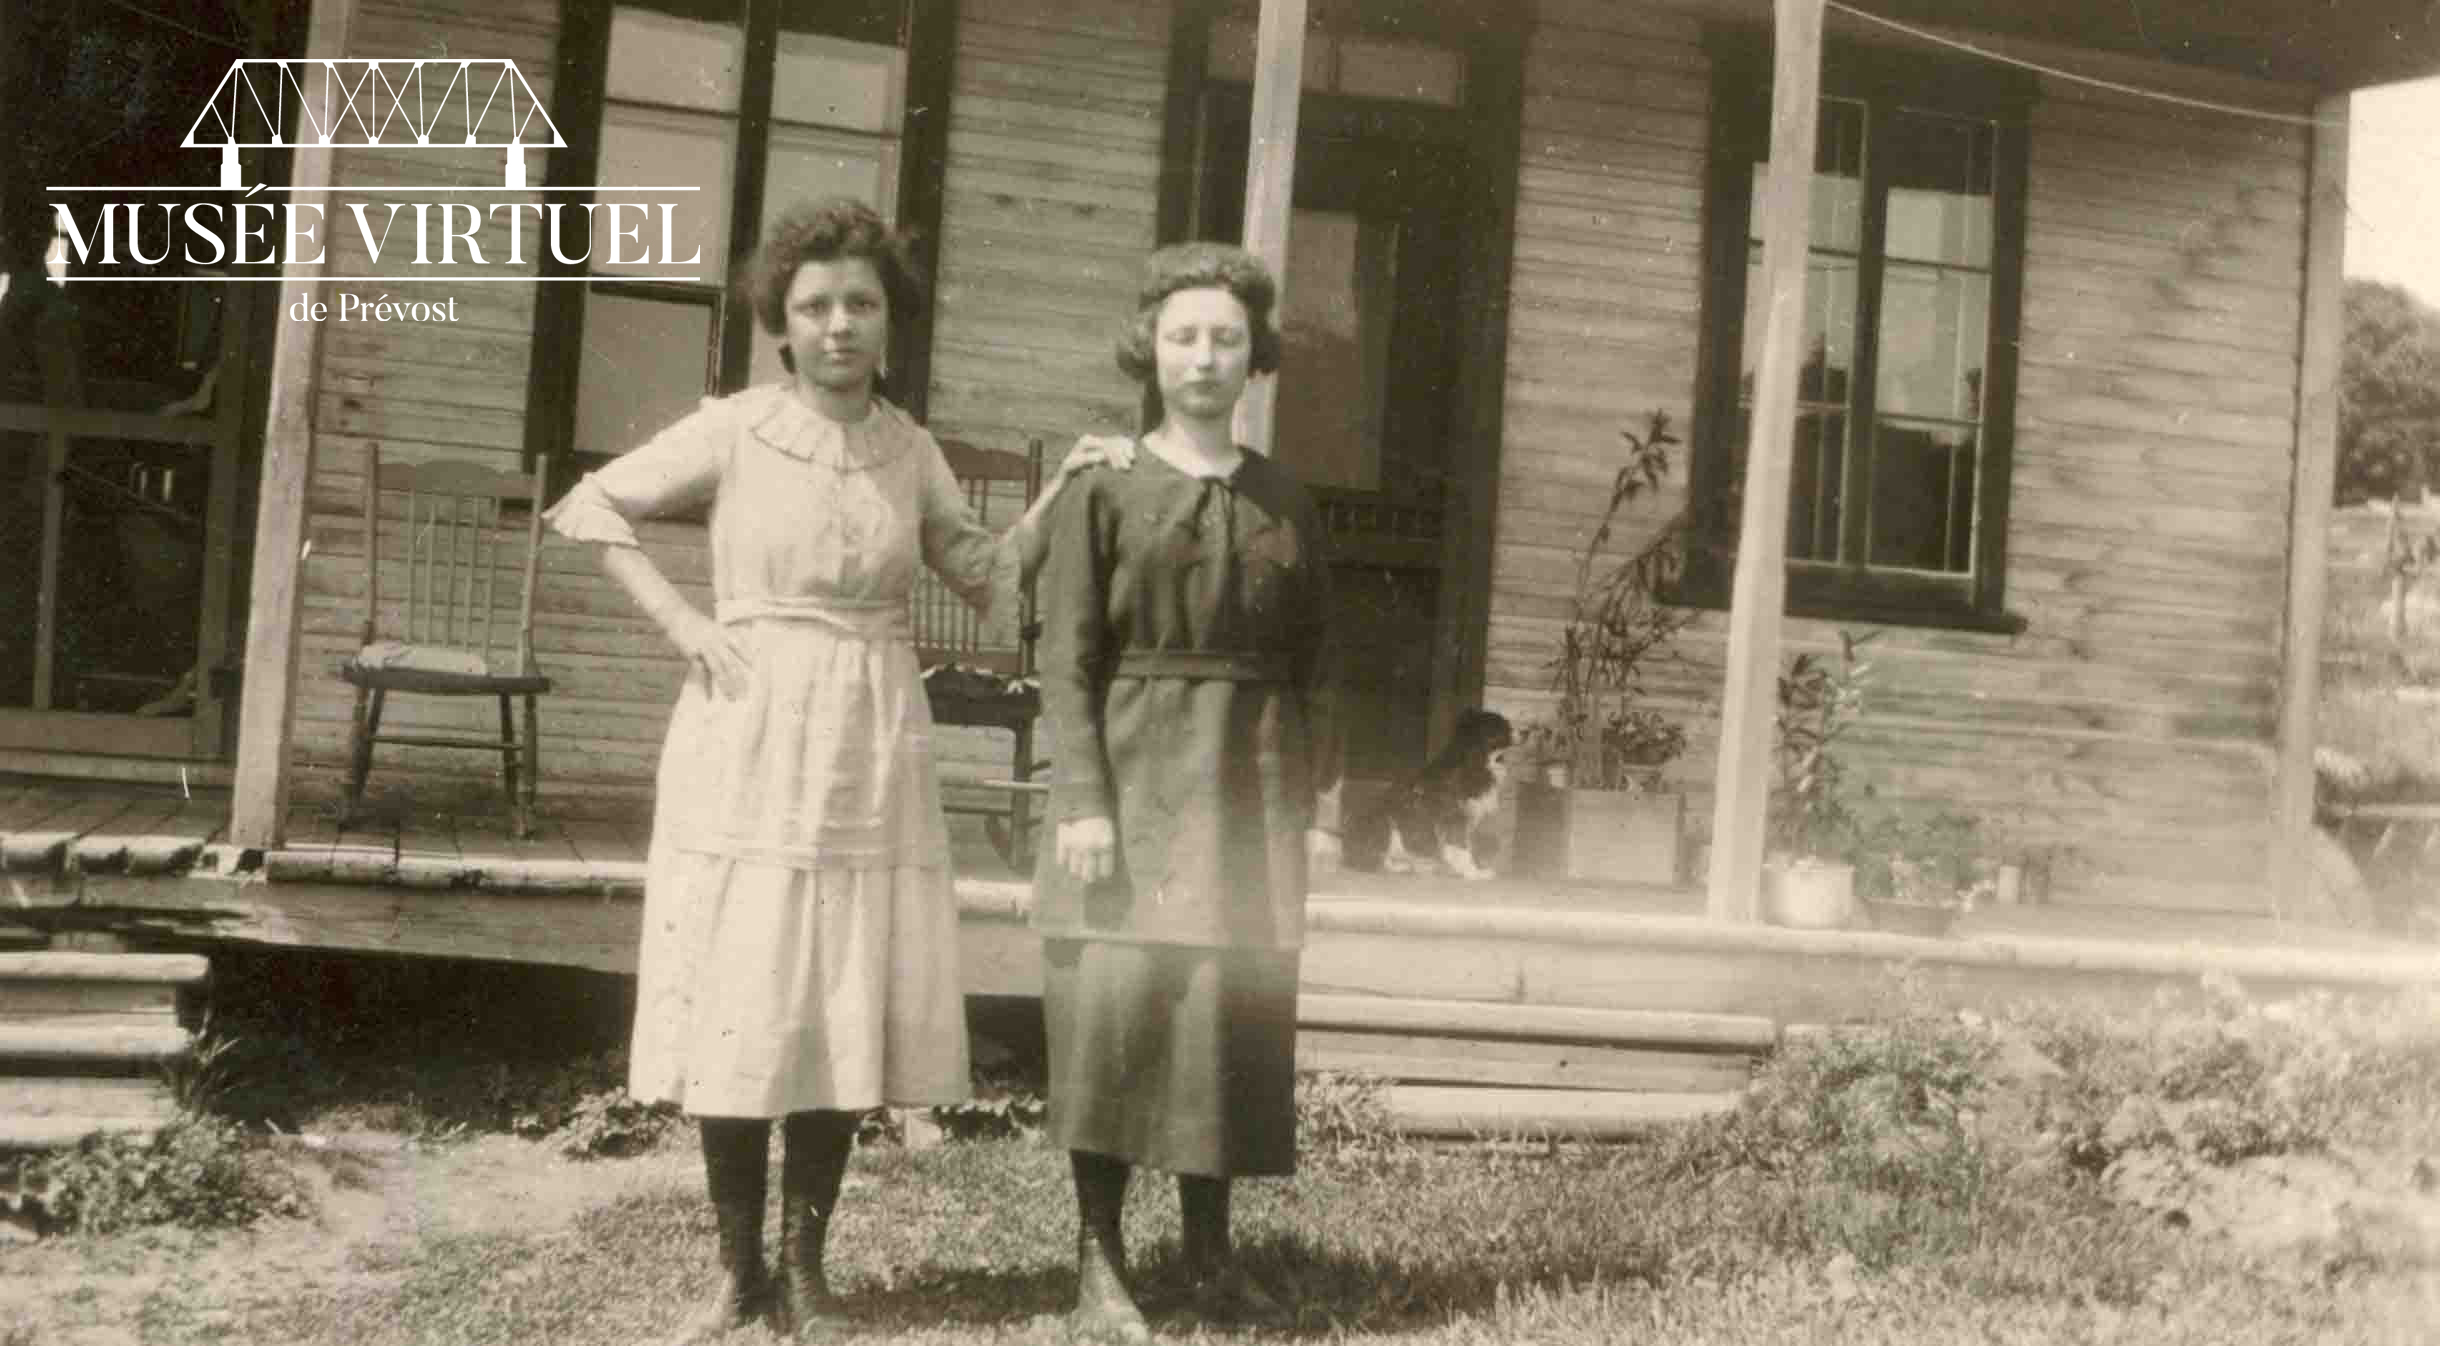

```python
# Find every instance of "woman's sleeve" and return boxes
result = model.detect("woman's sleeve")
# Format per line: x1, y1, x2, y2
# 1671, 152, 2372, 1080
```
543, 397, 729, 547
1035, 478, 1114, 823
1291, 494, 1344, 834
915, 436, 1014, 618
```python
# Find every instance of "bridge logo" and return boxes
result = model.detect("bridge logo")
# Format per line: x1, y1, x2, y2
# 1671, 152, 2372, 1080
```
184, 59, 565, 189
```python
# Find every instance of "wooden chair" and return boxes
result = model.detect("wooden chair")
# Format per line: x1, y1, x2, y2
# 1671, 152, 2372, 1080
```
917, 437, 1047, 868
338, 449, 553, 837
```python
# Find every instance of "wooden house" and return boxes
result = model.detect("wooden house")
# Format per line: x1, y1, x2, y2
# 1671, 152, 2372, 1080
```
7, 0, 2440, 1066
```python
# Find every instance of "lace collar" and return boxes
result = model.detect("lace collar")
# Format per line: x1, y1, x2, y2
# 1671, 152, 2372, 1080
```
743, 383, 914, 473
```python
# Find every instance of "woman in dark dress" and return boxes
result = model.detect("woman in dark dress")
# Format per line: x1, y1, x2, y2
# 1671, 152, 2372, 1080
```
1032, 242, 1341, 1342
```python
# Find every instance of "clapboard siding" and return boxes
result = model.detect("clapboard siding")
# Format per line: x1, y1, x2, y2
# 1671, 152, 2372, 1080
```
1480, 2, 2312, 912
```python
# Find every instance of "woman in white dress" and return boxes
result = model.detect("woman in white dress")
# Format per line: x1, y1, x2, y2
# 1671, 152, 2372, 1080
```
548, 197, 1122, 1342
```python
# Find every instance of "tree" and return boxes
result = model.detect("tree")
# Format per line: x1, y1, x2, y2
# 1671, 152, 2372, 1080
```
2337, 279, 2440, 506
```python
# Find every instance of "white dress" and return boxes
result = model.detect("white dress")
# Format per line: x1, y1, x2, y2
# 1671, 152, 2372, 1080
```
547, 384, 1008, 1117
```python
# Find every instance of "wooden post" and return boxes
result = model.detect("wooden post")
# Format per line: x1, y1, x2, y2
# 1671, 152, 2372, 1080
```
229, 0, 355, 849
2270, 93, 2350, 914
1231, 0, 1306, 455
1704, 0, 1823, 923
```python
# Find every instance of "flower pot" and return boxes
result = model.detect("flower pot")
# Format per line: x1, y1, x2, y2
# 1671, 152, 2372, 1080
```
1761, 858, 1856, 929
1511, 775, 1683, 884
1863, 898, 1961, 938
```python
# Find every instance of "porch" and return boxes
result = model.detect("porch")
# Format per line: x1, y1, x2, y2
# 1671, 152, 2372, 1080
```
10, 775, 2436, 1008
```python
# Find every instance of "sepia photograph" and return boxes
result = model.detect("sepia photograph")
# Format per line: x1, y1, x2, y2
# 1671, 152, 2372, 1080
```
3, 0, 2438, 1340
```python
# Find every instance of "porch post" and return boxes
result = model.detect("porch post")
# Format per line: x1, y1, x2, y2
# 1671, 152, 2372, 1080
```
229, 0, 355, 849
1703, 0, 1822, 923
2270, 92, 2350, 913
1231, 0, 1306, 455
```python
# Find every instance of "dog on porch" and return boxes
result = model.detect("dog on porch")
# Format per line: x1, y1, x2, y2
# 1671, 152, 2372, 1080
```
1342, 709, 1516, 881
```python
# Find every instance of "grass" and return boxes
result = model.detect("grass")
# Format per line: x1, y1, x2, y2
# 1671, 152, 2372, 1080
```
190, 1132, 2434, 1345
19, 977, 2431, 1346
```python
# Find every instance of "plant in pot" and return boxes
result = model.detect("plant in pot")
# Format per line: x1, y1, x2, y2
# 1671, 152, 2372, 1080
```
1760, 629, 1875, 928
1512, 410, 1695, 884
1847, 804, 1995, 937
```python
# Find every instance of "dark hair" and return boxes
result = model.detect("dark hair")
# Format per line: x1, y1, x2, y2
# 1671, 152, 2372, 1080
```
1114, 241, 1282, 383
745, 197, 924, 340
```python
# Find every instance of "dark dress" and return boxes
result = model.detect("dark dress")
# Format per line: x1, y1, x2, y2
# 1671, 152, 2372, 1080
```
1031, 446, 1338, 1177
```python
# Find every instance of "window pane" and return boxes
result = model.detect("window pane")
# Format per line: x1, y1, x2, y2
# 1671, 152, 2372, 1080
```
1335, 37, 1465, 105
576, 293, 716, 457
1741, 249, 1858, 407
1875, 264, 1988, 422
1273, 208, 1399, 492
594, 108, 736, 278
1786, 409, 1849, 562
1884, 110, 1995, 267
772, 33, 903, 132
1208, 18, 1332, 88
1749, 99, 1865, 255
1868, 420, 1978, 573
607, 3, 745, 112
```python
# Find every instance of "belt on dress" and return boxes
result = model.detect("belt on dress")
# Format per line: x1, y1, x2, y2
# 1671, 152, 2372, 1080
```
1113, 650, 1291, 682
714, 596, 911, 640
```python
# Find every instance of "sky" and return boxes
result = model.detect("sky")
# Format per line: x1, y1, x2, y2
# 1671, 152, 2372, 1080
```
2348, 76, 2440, 308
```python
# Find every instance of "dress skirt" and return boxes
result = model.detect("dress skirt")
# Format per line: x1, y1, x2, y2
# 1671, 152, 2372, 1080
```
626, 617, 971, 1119
1041, 938, 1300, 1177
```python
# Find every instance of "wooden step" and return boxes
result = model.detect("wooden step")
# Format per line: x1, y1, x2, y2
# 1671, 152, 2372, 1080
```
0, 1022, 193, 1064
1301, 1030, 1753, 1094
4, 1076, 177, 1126
1385, 1086, 1742, 1139
1299, 994, 1776, 1053
0, 953, 210, 986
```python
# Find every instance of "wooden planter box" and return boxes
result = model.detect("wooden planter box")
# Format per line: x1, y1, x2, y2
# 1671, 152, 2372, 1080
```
1510, 776, 1684, 885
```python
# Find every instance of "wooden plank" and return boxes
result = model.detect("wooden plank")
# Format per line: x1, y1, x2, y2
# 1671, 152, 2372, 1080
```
2271, 94, 2349, 912
0, 982, 179, 1019
121, 796, 234, 875
1, 792, 149, 875
68, 796, 196, 873
1705, 0, 1821, 924
1300, 1030, 1753, 1094
1383, 1086, 1740, 1138
0, 1022, 191, 1063
1297, 994, 1777, 1051
1, 1076, 179, 1122
231, 3, 356, 849
0, 952, 208, 984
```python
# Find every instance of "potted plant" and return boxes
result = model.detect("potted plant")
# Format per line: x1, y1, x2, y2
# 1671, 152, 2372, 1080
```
1847, 804, 1994, 937
1513, 411, 1695, 884
1760, 629, 1874, 927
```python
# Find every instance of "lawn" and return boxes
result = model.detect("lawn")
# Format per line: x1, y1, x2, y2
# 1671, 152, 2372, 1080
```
7, 960, 2439, 1346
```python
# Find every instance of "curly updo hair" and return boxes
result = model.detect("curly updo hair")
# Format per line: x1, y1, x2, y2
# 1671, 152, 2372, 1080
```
745, 197, 924, 342
1114, 242, 1282, 383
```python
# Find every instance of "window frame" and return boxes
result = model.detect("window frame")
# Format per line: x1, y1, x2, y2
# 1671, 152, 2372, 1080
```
1678, 35, 2033, 635
524, 0, 957, 490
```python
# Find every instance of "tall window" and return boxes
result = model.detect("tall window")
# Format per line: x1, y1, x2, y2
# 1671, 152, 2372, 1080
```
534, 0, 947, 483
1687, 45, 2029, 631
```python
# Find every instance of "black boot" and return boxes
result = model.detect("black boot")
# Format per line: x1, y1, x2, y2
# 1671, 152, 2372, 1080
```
668, 1117, 771, 1344
774, 1110, 857, 1341
1068, 1151, 1151, 1345
1180, 1175, 1287, 1328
